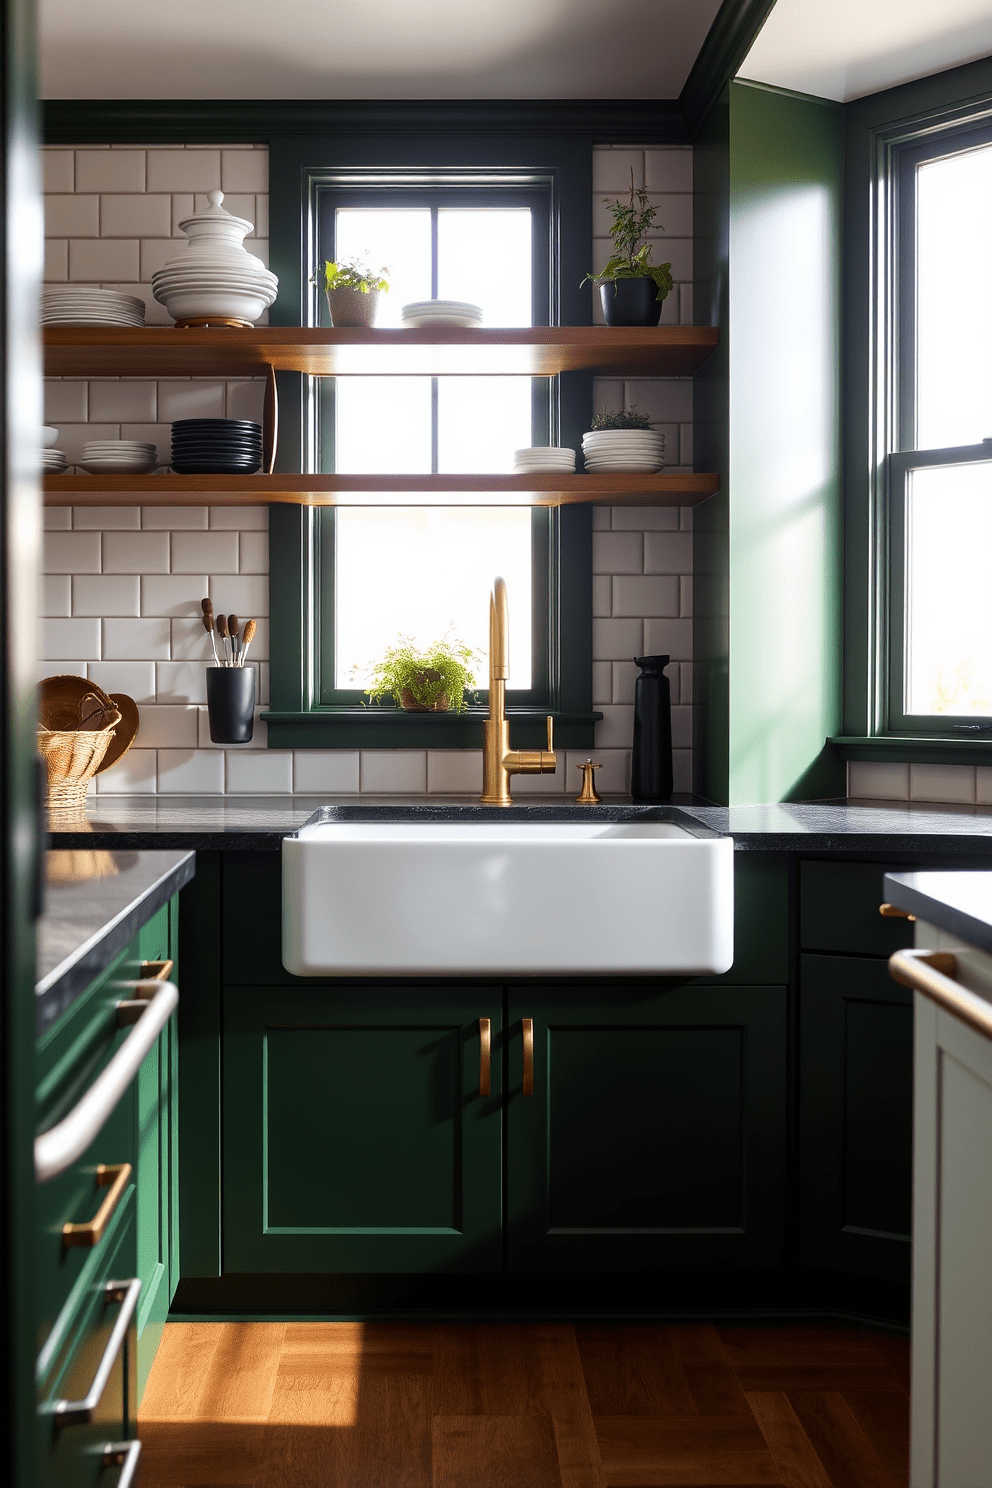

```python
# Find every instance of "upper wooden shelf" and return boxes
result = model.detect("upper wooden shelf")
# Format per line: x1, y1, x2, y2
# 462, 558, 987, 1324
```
43, 325, 719, 379
44, 471, 719, 509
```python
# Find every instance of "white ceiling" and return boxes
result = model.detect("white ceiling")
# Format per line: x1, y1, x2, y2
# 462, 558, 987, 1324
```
739, 0, 992, 103
38, 0, 723, 100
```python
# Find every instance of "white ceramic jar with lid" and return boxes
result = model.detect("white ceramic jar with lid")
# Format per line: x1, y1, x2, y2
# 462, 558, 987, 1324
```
151, 189, 278, 327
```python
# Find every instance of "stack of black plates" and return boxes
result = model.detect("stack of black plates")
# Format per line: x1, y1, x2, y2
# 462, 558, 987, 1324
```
171, 419, 263, 475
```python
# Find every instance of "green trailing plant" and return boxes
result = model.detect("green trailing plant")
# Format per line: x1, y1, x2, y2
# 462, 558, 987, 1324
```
360, 635, 480, 713
581, 170, 673, 303
311, 256, 389, 294
589, 406, 656, 431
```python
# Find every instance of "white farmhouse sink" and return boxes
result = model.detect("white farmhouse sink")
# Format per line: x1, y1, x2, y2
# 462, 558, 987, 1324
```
282, 814, 734, 977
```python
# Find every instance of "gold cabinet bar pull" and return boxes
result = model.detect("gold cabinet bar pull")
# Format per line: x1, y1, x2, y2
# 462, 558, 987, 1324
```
479, 1017, 491, 1097
62, 1162, 132, 1249
522, 1018, 535, 1096
140, 958, 174, 981
879, 903, 915, 921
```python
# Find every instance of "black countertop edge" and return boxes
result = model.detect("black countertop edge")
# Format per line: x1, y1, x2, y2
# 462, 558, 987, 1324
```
36, 849, 195, 1035
884, 870, 992, 953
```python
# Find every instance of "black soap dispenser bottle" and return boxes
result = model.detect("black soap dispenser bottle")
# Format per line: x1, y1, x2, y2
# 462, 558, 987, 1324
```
630, 654, 674, 800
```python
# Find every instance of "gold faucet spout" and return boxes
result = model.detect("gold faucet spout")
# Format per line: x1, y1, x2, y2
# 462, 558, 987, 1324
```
480, 577, 557, 805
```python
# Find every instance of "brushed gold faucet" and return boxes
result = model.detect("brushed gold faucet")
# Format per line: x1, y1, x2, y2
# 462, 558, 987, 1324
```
480, 577, 557, 804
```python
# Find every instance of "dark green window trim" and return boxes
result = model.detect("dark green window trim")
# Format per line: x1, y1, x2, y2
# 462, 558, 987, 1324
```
263, 131, 599, 750
843, 56, 992, 748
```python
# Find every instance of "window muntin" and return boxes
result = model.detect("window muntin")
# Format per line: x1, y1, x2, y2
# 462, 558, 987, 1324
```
315, 185, 552, 706
885, 120, 992, 734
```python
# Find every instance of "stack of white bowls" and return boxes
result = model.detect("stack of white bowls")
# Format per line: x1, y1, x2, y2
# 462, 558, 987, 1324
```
513, 447, 576, 474
151, 189, 278, 328
42, 427, 67, 474
79, 440, 158, 475
401, 300, 482, 328
582, 428, 666, 474
42, 287, 145, 327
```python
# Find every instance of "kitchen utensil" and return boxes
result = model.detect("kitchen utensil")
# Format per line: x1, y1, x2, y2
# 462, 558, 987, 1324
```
228, 615, 240, 665
216, 612, 231, 665
201, 598, 220, 665
240, 619, 257, 664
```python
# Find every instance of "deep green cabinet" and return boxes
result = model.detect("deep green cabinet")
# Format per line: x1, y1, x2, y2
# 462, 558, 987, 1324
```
222, 985, 503, 1274
506, 985, 788, 1272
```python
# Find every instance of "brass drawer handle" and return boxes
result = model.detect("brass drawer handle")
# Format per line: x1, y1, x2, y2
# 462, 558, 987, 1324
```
478, 1018, 491, 1097
890, 947, 992, 1042
62, 1163, 132, 1249
140, 958, 173, 981
522, 1018, 534, 1096
880, 903, 915, 921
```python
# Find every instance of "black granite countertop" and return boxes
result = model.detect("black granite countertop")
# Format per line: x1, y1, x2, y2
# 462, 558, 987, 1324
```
45, 794, 992, 856
884, 869, 992, 952
37, 847, 195, 1034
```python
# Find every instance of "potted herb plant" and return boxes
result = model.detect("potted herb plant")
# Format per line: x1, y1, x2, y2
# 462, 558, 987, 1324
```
581, 406, 665, 473
311, 256, 389, 328
362, 635, 480, 713
581, 171, 674, 327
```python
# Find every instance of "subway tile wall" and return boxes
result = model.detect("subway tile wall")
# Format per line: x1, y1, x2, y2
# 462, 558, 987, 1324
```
847, 760, 992, 806
41, 142, 694, 796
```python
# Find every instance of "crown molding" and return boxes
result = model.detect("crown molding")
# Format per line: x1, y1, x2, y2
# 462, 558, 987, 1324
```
679, 0, 779, 137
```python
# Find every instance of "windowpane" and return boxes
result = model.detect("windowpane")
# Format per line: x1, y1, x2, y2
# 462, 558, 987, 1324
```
333, 209, 431, 328
333, 377, 432, 473
437, 377, 533, 473
916, 142, 992, 449
437, 209, 533, 326
335, 508, 533, 690
905, 461, 992, 715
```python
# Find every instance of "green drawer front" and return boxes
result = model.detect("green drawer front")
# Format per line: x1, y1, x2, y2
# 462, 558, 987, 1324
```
137, 903, 170, 971
800, 860, 917, 957
36, 1202, 137, 1488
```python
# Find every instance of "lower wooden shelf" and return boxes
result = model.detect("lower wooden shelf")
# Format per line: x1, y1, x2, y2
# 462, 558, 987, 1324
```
43, 471, 719, 507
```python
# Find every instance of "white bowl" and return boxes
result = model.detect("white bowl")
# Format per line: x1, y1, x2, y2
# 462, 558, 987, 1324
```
42, 427, 59, 448
154, 286, 274, 325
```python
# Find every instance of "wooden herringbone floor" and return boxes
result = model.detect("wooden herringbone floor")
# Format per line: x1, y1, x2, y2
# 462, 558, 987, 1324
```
137, 1321, 910, 1487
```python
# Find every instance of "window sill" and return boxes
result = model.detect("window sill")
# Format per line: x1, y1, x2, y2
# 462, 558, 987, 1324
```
262, 708, 603, 750
831, 735, 992, 766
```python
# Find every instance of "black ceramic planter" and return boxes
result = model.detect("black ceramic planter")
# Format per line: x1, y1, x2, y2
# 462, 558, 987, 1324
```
630, 654, 673, 800
206, 666, 255, 744
599, 277, 663, 327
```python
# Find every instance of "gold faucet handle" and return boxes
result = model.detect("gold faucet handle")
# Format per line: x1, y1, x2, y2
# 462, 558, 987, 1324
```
546, 715, 554, 752
576, 760, 602, 805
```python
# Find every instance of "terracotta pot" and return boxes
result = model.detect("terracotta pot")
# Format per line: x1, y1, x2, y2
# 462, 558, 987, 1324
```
398, 669, 451, 712
325, 286, 380, 328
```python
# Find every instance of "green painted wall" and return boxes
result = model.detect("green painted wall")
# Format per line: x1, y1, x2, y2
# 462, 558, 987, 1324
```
694, 80, 845, 805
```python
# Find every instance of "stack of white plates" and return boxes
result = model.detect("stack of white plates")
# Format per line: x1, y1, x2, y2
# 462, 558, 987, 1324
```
79, 440, 158, 475
41, 288, 146, 327
151, 190, 278, 328
401, 300, 482, 328
42, 448, 68, 474
582, 429, 666, 474
513, 447, 576, 474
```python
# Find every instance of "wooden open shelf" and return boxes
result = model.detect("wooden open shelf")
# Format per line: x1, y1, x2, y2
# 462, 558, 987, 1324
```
43, 325, 719, 379
44, 471, 719, 508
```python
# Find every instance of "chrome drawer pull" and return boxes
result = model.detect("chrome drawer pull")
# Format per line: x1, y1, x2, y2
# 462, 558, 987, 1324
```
97, 1438, 141, 1486
42, 1277, 141, 1426
63, 1163, 132, 1249
34, 981, 178, 1183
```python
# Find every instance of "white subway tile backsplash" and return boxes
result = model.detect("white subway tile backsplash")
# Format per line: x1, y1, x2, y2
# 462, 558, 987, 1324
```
673, 749, 693, 794
103, 530, 169, 574
155, 661, 207, 704
680, 576, 692, 617
103, 616, 170, 660
71, 505, 140, 530
88, 660, 156, 703
610, 505, 679, 530
977, 768, 992, 804
360, 751, 427, 794
223, 381, 267, 424
43, 149, 74, 193
141, 505, 208, 530
612, 574, 680, 617
68, 237, 139, 283
239, 532, 268, 573
293, 750, 360, 794
100, 193, 171, 238
156, 380, 225, 422
44, 379, 88, 424
643, 618, 692, 660
44, 531, 101, 573
87, 380, 157, 423
427, 750, 483, 795
75, 149, 145, 193
592, 149, 644, 192
145, 149, 221, 193
44, 506, 71, 531
595, 704, 634, 749
592, 661, 612, 706
135, 704, 198, 748
44, 194, 99, 237
592, 574, 611, 618
847, 761, 910, 801
220, 149, 269, 193
43, 239, 68, 280
592, 506, 611, 531
170, 621, 214, 661
208, 503, 268, 529
209, 574, 267, 617
157, 747, 225, 794
612, 660, 638, 705
625, 378, 693, 424
94, 748, 157, 793
141, 574, 207, 617
910, 763, 976, 804
593, 618, 644, 661
172, 530, 238, 574
671, 704, 692, 749
73, 575, 141, 617
593, 531, 642, 574
225, 749, 293, 794
42, 575, 71, 616
42, 619, 99, 660
644, 148, 692, 194
644, 531, 693, 573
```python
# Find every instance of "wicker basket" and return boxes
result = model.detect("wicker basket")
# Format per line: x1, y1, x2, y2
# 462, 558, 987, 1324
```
38, 711, 121, 819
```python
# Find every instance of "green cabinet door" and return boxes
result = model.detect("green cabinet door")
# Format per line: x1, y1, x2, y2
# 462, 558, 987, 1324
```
223, 985, 503, 1274
506, 984, 787, 1273
799, 953, 912, 1282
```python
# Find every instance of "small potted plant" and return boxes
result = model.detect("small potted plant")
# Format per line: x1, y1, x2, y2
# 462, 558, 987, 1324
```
581, 171, 673, 327
311, 256, 389, 328
361, 635, 480, 713
581, 406, 665, 473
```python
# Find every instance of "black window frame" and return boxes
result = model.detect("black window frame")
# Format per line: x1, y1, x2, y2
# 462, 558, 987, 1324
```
264, 131, 600, 751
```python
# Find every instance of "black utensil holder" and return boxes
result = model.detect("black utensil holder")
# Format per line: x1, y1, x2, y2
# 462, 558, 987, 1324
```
206, 666, 255, 744
630, 654, 673, 800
